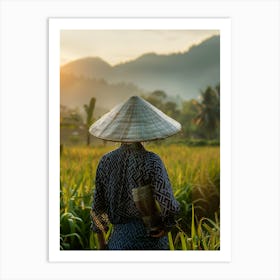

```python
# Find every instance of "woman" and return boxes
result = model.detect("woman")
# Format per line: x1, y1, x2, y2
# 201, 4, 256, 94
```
89, 96, 181, 250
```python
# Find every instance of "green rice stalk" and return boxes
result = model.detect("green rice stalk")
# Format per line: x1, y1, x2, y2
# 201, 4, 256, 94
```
168, 232, 175, 250
179, 232, 187, 250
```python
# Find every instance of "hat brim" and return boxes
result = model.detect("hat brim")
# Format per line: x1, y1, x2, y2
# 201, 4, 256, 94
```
89, 96, 182, 142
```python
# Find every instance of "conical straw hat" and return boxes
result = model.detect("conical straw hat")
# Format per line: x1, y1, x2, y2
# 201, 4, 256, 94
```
89, 96, 181, 142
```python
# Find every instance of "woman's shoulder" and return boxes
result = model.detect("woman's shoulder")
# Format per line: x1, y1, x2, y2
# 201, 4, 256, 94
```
145, 150, 163, 163
99, 147, 121, 161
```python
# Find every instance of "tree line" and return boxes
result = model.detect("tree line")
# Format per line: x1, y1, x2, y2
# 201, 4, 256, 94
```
144, 85, 220, 140
142, 85, 220, 141
60, 84, 220, 146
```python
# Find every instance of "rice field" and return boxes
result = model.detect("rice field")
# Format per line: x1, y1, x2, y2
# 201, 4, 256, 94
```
60, 143, 220, 250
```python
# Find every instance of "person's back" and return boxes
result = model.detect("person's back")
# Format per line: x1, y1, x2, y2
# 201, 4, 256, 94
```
91, 142, 180, 250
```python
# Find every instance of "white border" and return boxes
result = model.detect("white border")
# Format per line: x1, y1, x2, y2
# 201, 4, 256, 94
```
1, 1, 279, 279
49, 18, 231, 262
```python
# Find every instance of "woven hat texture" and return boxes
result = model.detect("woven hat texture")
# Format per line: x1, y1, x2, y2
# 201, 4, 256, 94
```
89, 96, 181, 142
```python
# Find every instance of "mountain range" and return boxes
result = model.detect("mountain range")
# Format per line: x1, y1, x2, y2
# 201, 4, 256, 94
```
60, 35, 220, 116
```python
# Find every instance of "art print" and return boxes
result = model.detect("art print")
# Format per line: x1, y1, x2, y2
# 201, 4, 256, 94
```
49, 18, 231, 262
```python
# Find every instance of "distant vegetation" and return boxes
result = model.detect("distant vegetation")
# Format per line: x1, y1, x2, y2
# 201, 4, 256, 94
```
60, 84, 220, 146
143, 85, 220, 141
83, 97, 96, 146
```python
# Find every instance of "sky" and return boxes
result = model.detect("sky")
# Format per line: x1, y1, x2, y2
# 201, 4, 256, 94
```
60, 30, 219, 66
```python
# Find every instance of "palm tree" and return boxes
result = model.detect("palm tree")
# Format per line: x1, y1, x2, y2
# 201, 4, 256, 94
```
84, 97, 96, 146
193, 85, 220, 139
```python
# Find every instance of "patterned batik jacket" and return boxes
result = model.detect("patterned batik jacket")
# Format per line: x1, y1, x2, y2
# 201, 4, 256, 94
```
91, 142, 180, 233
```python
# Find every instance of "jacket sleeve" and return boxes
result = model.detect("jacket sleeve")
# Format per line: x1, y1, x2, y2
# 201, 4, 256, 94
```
90, 157, 109, 233
150, 154, 180, 229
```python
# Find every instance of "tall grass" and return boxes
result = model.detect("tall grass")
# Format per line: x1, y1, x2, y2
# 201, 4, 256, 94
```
60, 144, 220, 250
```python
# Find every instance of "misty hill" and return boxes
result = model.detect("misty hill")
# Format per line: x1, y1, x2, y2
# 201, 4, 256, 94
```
61, 57, 112, 79
60, 72, 146, 117
61, 35, 220, 102
111, 35, 220, 97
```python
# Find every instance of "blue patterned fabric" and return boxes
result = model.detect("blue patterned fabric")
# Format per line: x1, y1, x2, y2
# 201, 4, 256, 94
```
108, 218, 168, 250
91, 142, 180, 250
